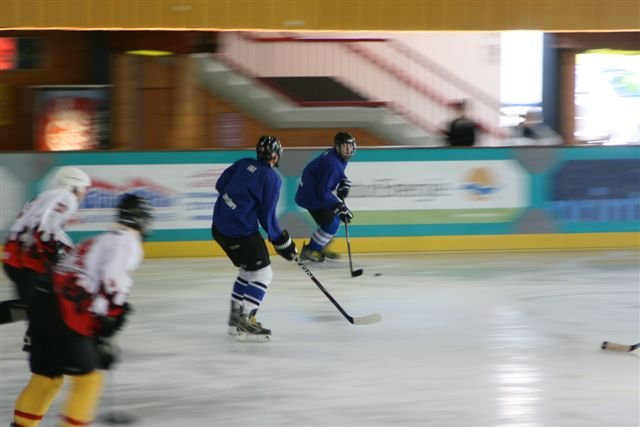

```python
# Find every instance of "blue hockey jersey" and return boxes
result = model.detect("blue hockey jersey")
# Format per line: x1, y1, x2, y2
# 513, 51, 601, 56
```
212, 158, 284, 242
295, 148, 347, 211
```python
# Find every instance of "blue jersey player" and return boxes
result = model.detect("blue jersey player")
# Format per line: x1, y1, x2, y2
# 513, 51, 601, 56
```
295, 132, 356, 262
211, 136, 297, 342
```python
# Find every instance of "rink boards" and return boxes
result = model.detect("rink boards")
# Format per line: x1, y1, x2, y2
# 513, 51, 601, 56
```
1, 146, 638, 257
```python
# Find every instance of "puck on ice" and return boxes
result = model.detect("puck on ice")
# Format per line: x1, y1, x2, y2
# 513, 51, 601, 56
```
374, 273, 382, 276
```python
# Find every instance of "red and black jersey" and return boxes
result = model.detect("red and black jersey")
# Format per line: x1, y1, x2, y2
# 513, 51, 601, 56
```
54, 227, 143, 337
3, 188, 78, 273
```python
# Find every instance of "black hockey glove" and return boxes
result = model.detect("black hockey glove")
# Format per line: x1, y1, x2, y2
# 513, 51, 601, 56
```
98, 302, 133, 338
36, 233, 71, 266
272, 230, 297, 261
97, 337, 120, 370
51, 241, 71, 265
336, 178, 352, 200
333, 202, 353, 224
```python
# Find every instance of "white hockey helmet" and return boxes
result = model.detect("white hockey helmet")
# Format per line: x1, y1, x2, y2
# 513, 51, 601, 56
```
54, 166, 91, 193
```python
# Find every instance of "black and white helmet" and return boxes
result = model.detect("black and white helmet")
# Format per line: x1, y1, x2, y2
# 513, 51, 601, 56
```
256, 135, 282, 167
334, 132, 356, 161
116, 194, 153, 238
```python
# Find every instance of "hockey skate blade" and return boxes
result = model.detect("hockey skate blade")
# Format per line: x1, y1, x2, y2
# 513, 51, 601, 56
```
236, 333, 271, 343
353, 313, 382, 325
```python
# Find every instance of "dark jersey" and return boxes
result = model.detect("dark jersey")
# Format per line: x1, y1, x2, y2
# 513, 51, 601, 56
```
447, 117, 476, 147
212, 158, 284, 242
295, 148, 347, 211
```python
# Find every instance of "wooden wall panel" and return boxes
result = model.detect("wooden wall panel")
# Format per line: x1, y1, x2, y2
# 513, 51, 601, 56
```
0, 31, 92, 151
141, 89, 172, 149
1, 0, 638, 31
554, 32, 640, 49
559, 50, 577, 145
111, 54, 137, 150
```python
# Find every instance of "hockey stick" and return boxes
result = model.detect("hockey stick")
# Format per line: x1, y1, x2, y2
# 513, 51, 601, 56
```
340, 198, 363, 278
343, 220, 363, 277
295, 256, 381, 325
98, 338, 138, 425
601, 341, 640, 352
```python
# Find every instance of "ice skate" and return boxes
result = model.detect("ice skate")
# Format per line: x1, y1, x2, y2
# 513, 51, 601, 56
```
236, 310, 271, 342
320, 241, 341, 260
300, 242, 325, 262
227, 301, 242, 336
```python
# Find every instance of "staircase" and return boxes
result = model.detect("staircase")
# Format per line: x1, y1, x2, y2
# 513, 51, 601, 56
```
193, 53, 441, 146
195, 31, 507, 146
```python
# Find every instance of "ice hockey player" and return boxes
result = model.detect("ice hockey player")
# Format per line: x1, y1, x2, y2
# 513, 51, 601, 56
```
295, 131, 356, 262
1, 166, 91, 342
10, 193, 152, 427
211, 135, 297, 342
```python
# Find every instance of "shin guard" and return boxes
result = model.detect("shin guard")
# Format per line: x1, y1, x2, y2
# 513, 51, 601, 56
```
13, 374, 64, 427
59, 370, 104, 427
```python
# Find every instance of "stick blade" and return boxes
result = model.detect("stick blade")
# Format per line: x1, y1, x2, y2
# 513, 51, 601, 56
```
351, 269, 363, 277
601, 341, 640, 352
353, 313, 382, 325
99, 412, 139, 425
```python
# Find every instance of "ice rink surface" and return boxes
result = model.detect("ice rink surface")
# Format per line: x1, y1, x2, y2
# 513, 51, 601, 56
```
1, 250, 639, 427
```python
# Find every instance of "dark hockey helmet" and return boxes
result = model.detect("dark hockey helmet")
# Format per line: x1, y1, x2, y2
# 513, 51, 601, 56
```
116, 194, 153, 238
256, 135, 283, 167
334, 132, 356, 160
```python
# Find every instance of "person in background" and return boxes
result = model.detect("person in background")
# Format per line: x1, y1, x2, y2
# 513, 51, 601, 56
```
295, 131, 356, 262
512, 109, 563, 145
1, 167, 91, 343
212, 135, 297, 342
444, 99, 477, 147
11, 194, 152, 427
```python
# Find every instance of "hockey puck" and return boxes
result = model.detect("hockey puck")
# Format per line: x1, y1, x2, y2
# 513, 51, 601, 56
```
374, 273, 382, 276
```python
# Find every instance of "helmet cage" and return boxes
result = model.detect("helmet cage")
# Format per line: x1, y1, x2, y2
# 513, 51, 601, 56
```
256, 135, 283, 166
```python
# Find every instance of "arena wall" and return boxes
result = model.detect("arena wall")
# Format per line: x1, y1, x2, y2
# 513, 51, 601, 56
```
1, 146, 638, 257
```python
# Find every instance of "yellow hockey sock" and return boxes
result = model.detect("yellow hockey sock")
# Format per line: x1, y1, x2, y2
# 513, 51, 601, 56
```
13, 374, 64, 427
59, 370, 104, 427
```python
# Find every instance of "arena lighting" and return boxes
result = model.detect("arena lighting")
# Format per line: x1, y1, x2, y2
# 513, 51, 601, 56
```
126, 50, 173, 56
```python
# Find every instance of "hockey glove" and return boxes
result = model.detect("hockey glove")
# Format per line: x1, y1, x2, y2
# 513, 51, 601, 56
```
35, 233, 71, 266
336, 178, 352, 200
333, 202, 353, 224
273, 230, 297, 261
98, 302, 133, 338
97, 337, 119, 370
52, 241, 72, 265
